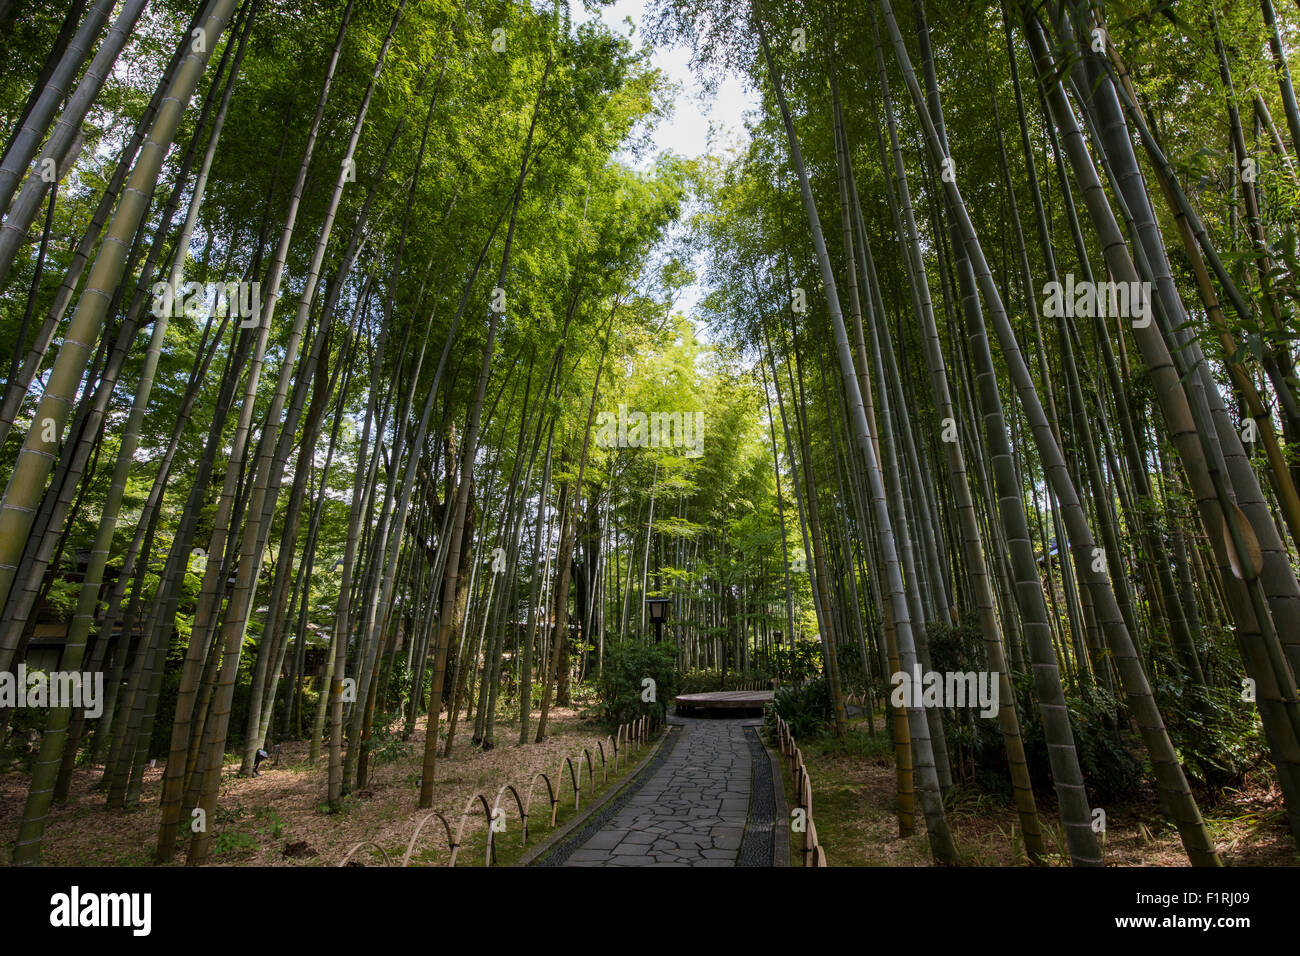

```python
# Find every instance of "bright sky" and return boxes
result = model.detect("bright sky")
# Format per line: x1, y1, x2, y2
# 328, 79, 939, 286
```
573, 0, 755, 166
572, 0, 759, 322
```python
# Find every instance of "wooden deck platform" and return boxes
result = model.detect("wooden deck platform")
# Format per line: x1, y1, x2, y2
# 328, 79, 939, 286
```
674, 689, 774, 717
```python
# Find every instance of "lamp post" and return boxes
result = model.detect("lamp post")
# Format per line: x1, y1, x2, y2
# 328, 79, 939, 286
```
645, 596, 671, 643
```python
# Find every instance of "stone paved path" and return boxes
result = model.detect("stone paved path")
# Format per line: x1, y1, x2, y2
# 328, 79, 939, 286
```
564, 718, 753, 867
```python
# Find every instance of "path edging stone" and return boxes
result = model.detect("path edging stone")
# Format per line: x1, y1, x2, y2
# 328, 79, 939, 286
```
765, 727, 790, 867
738, 722, 783, 867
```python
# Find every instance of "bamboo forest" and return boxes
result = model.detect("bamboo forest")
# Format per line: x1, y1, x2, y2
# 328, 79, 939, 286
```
0, 0, 1298, 913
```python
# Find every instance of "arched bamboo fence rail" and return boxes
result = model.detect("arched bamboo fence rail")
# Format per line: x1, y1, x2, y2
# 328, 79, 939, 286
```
339, 714, 663, 867
338, 841, 392, 867
400, 810, 453, 867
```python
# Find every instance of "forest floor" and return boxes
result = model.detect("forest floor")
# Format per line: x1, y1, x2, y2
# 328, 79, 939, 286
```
788, 715, 1299, 867
7, 704, 1295, 867
0, 704, 635, 866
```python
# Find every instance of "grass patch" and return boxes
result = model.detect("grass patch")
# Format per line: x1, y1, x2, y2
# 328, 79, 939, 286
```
775, 715, 932, 867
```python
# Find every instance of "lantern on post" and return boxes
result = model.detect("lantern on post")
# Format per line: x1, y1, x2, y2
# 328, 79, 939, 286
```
645, 596, 671, 643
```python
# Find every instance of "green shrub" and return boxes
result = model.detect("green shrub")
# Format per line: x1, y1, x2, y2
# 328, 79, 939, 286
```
366, 711, 411, 765
1152, 670, 1266, 792
961, 672, 1144, 803
962, 658, 1265, 803
596, 640, 678, 730
765, 676, 833, 741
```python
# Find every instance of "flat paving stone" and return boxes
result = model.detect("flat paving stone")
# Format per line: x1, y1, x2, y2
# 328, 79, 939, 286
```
611, 843, 650, 855
581, 831, 625, 851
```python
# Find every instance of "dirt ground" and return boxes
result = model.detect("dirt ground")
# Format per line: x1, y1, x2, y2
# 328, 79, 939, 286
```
0, 706, 626, 867
790, 716, 1299, 867
8, 707, 1293, 867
